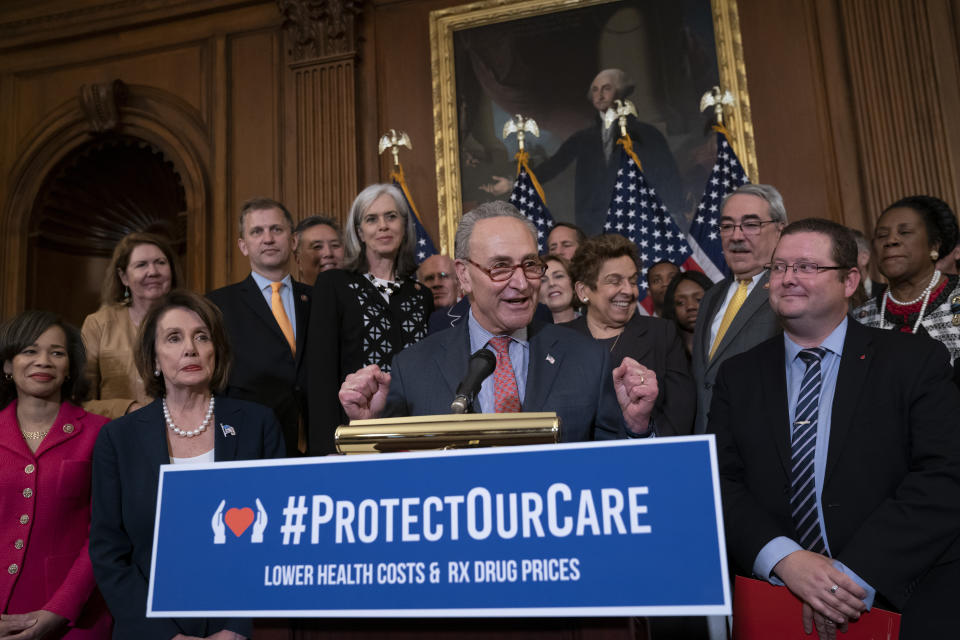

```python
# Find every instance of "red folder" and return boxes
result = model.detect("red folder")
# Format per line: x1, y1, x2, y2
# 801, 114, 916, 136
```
733, 575, 901, 640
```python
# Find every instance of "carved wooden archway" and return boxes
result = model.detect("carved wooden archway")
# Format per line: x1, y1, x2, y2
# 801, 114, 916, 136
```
25, 134, 190, 324
1, 81, 212, 317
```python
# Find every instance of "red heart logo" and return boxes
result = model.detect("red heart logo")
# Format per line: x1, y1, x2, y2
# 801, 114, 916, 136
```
225, 507, 255, 537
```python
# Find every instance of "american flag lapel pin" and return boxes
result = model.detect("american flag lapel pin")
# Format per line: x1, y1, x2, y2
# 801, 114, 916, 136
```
221, 423, 236, 437
545, 354, 555, 365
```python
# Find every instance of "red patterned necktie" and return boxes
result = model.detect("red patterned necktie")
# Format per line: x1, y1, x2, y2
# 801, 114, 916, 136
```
488, 336, 521, 413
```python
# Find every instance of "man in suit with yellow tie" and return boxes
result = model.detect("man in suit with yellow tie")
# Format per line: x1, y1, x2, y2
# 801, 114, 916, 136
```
691, 184, 787, 434
208, 198, 311, 456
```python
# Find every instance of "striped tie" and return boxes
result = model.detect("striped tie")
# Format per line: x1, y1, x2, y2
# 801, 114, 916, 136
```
791, 347, 827, 554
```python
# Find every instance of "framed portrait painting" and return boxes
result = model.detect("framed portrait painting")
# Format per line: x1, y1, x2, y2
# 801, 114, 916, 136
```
430, 0, 757, 253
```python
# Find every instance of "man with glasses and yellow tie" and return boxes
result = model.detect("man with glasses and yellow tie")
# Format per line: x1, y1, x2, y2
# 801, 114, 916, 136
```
208, 197, 311, 456
710, 218, 960, 639
691, 183, 788, 434
338, 200, 657, 442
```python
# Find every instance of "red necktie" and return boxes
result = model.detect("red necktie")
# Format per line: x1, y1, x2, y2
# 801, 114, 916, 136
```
488, 336, 521, 413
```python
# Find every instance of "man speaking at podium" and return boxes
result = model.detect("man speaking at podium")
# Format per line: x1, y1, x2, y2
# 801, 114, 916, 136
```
339, 201, 657, 441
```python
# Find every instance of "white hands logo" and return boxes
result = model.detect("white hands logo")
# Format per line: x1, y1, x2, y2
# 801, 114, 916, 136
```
212, 500, 226, 544
211, 498, 268, 544
252, 498, 267, 543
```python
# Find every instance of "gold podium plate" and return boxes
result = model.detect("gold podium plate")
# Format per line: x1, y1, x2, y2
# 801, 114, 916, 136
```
335, 412, 560, 454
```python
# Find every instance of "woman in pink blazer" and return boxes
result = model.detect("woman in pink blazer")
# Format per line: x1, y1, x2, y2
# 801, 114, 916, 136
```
0, 311, 111, 639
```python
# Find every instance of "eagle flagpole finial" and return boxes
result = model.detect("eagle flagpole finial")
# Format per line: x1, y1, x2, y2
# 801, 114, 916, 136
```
699, 86, 735, 127
603, 99, 638, 139
378, 129, 413, 168
502, 114, 540, 152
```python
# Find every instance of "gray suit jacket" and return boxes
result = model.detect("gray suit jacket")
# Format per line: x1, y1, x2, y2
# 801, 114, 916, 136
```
384, 321, 626, 442
691, 273, 781, 433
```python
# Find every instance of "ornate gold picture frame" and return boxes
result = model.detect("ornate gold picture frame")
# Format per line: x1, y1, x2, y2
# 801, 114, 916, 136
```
429, 0, 756, 254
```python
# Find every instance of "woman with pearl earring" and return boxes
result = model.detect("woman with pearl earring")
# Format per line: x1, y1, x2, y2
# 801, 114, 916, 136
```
89, 290, 284, 639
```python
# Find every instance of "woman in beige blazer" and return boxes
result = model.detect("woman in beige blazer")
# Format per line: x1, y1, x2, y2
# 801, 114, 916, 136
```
81, 232, 182, 419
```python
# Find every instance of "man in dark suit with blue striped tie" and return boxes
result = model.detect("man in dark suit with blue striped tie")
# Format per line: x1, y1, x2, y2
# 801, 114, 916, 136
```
710, 218, 960, 640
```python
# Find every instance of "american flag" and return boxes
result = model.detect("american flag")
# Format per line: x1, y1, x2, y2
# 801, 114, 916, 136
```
603, 145, 704, 314
508, 153, 555, 253
391, 165, 437, 264
687, 127, 750, 281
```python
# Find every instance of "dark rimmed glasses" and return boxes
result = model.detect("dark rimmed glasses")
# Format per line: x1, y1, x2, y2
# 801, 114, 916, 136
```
766, 261, 849, 276
717, 219, 779, 236
466, 258, 546, 282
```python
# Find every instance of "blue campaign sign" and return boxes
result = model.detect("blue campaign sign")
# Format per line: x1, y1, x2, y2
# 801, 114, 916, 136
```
147, 436, 730, 618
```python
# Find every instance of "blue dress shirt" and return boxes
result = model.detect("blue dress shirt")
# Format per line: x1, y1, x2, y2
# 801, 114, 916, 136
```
753, 317, 875, 608
250, 271, 297, 338
467, 310, 529, 413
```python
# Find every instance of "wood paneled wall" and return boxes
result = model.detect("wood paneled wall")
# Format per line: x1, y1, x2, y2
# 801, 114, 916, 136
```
839, 0, 960, 222
735, 0, 960, 231
1, 0, 959, 319
0, 1, 287, 317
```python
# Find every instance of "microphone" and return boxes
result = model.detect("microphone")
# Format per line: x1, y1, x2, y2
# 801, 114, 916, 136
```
450, 348, 497, 414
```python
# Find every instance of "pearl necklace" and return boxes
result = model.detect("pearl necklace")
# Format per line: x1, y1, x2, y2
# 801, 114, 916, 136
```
881, 269, 941, 333
162, 396, 215, 438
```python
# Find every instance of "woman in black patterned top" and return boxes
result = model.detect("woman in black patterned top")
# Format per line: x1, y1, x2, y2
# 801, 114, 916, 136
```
306, 184, 434, 455
854, 195, 960, 372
